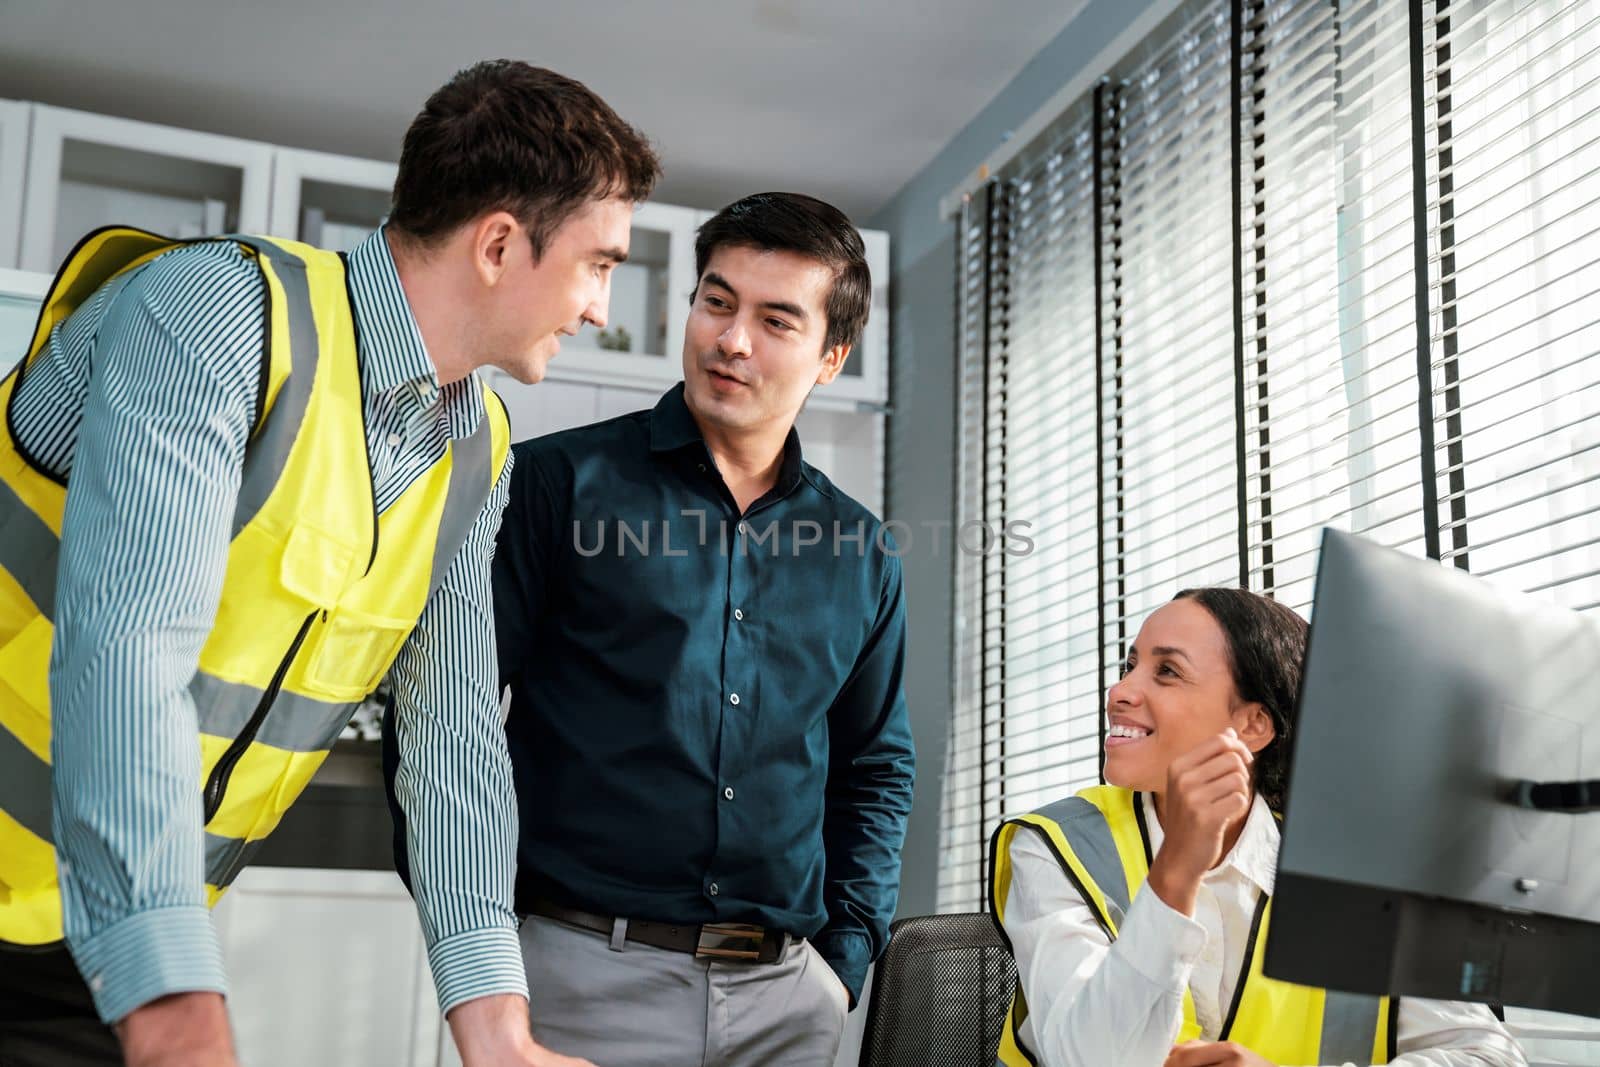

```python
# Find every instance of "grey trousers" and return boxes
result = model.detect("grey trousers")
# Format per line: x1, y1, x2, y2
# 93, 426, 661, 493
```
520, 915, 848, 1067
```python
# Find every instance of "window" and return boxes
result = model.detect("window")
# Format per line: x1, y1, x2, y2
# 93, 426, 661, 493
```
941, 0, 1600, 971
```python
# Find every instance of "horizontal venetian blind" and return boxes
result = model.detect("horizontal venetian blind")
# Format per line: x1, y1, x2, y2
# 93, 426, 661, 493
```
1100, 1, 1241, 664
981, 105, 1102, 828
1425, 0, 1600, 612
1243, 0, 1433, 613
939, 188, 998, 915
940, 0, 1600, 918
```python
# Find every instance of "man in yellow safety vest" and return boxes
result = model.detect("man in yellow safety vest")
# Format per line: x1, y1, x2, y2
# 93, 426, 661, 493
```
0, 60, 658, 1067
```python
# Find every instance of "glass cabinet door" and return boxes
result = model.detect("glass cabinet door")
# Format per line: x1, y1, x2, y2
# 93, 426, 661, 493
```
0, 101, 30, 270
0, 270, 47, 375
20, 105, 273, 273
542, 200, 698, 391
826, 227, 890, 409
267, 149, 397, 252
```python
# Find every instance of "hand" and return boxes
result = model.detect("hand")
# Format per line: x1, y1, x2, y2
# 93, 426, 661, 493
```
826, 966, 853, 1011
1164, 1039, 1277, 1066
115, 991, 239, 1067
1147, 728, 1254, 917
448, 993, 597, 1067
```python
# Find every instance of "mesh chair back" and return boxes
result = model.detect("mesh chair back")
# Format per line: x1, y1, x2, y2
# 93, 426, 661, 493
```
858, 912, 1017, 1067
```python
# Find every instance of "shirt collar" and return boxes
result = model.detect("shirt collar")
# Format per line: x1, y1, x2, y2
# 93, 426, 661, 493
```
344, 227, 484, 439
648, 382, 827, 499
1141, 791, 1279, 897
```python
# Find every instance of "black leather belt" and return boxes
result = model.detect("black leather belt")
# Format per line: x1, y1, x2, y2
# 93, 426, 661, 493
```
528, 898, 788, 963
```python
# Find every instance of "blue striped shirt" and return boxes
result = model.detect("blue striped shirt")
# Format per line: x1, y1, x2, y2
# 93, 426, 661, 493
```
13, 229, 523, 1024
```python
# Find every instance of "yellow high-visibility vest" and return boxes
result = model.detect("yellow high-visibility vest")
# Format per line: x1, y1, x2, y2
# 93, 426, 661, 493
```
0, 227, 510, 946
989, 785, 1394, 1066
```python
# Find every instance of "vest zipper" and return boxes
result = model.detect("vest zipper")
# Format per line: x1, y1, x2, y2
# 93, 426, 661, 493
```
202, 610, 320, 822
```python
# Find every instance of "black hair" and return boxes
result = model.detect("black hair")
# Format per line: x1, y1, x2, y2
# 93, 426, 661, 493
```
389, 60, 660, 256
1172, 587, 1308, 812
693, 192, 871, 352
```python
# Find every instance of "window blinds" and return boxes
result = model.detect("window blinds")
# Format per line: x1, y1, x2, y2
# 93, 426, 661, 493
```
941, 0, 1600, 913
1424, 0, 1600, 611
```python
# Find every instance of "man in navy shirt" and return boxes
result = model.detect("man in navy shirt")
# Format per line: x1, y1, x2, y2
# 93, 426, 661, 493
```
491, 192, 914, 1064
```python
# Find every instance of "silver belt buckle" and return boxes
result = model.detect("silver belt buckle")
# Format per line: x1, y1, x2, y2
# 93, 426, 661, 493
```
695, 922, 765, 961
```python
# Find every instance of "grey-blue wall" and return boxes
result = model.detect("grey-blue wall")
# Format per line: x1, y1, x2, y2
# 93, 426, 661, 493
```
869, 0, 1163, 917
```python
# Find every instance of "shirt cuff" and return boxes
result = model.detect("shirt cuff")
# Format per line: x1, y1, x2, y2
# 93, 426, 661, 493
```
811, 929, 872, 1007
428, 925, 528, 1017
1117, 887, 1207, 994
69, 905, 227, 1025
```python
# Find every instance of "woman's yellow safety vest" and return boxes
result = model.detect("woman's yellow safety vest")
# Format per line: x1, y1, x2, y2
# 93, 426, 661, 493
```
988, 785, 1395, 1066
0, 227, 510, 946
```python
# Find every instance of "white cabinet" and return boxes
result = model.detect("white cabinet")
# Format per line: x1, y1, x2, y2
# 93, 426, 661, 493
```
213, 866, 444, 1067
0, 101, 30, 269
266, 153, 703, 396
268, 147, 397, 252
486, 369, 885, 516
0, 267, 48, 374
4, 101, 890, 411
541, 200, 700, 393
19, 104, 273, 272
828, 227, 890, 410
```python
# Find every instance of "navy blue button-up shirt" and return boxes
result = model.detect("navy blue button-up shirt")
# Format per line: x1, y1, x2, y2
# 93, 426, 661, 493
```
494, 383, 914, 1000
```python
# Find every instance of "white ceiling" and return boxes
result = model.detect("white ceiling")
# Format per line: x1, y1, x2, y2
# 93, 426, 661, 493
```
0, 0, 1090, 221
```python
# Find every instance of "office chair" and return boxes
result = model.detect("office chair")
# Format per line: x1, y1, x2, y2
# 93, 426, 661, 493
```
857, 912, 1016, 1067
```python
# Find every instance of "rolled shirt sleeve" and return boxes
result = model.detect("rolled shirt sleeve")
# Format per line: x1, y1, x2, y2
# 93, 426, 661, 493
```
815, 549, 916, 1004
48, 246, 264, 1023
386, 452, 528, 1015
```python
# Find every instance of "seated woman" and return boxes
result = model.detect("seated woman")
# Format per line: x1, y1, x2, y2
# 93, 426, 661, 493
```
989, 587, 1526, 1067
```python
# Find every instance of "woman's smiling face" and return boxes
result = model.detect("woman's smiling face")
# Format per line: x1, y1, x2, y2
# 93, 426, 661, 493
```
1102, 597, 1256, 793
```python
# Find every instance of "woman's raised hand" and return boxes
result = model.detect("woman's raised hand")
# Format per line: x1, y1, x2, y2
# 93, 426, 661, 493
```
1146, 728, 1254, 916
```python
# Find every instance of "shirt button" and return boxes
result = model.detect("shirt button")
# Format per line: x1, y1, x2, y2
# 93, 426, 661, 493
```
733, 608, 744, 622
708, 882, 720, 897
386, 432, 402, 448
738, 522, 748, 535
729, 693, 740, 706
723, 786, 735, 801
697, 463, 707, 473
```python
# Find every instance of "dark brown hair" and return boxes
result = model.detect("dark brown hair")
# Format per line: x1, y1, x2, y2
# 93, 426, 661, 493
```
389, 60, 660, 256
693, 192, 872, 352
1172, 587, 1309, 813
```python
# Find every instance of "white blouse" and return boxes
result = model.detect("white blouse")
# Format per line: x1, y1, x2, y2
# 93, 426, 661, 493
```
999, 793, 1528, 1067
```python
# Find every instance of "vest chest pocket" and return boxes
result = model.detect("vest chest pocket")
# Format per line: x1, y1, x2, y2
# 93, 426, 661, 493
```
275, 522, 413, 701
298, 604, 414, 702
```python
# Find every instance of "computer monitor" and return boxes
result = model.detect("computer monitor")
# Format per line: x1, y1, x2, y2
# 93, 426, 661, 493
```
1265, 528, 1600, 1018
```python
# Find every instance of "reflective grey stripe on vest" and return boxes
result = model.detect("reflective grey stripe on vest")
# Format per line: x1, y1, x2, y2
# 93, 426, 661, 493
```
205, 831, 266, 889
188, 673, 359, 754
0, 723, 54, 841
0, 278, 143, 624
1319, 989, 1383, 1064
188, 407, 494, 749
429, 408, 493, 597
0, 477, 59, 622
1, 724, 263, 893
1033, 795, 1132, 930
227, 237, 323, 537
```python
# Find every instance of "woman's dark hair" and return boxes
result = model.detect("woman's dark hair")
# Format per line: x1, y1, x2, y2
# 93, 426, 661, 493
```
389, 60, 660, 255
693, 192, 872, 353
1173, 587, 1308, 812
